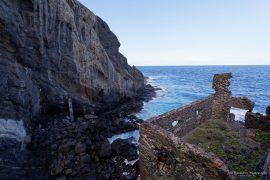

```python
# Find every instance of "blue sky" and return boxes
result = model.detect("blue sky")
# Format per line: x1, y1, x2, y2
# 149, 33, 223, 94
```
79, 0, 270, 66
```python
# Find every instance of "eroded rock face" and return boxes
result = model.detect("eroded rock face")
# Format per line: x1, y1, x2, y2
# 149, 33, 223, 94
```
0, 0, 144, 123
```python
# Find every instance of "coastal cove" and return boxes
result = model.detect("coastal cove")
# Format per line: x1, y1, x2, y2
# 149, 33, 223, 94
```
1, 0, 270, 179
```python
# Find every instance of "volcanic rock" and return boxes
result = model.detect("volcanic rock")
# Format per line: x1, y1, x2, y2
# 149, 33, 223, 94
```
0, 0, 144, 122
95, 141, 112, 158
111, 139, 138, 161
0, 0, 157, 179
75, 143, 86, 154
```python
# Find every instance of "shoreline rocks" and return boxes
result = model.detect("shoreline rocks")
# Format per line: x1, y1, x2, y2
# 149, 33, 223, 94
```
111, 138, 138, 161
0, 0, 159, 179
0, 85, 157, 179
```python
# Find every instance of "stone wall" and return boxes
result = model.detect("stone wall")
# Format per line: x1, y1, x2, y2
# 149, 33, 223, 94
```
139, 73, 258, 180
139, 122, 231, 180
211, 73, 254, 121
263, 151, 270, 180
245, 105, 270, 132
149, 96, 214, 138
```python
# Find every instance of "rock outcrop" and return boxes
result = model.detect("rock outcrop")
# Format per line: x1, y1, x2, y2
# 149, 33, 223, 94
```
0, 1, 149, 178
0, 112, 142, 179
245, 105, 270, 132
0, 0, 144, 125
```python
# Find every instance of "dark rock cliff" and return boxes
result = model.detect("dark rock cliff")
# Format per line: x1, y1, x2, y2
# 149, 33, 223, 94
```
0, 0, 144, 122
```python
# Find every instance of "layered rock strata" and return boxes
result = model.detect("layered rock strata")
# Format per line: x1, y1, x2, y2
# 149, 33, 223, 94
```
0, 0, 144, 123
0, 0, 148, 179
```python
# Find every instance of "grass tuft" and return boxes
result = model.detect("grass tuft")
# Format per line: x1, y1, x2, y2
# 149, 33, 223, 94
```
254, 129, 270, 145
185, 119, 270, 173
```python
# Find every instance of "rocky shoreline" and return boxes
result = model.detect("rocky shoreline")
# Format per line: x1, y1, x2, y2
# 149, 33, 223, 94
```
0, 84, 158, 180
0, 0, 146, 126
0, 0, 161, 179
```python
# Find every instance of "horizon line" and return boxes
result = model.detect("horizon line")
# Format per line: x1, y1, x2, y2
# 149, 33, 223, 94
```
135, 64, 270, 67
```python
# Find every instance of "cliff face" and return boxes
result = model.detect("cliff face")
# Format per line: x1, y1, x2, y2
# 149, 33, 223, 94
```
0, 0, 144, 121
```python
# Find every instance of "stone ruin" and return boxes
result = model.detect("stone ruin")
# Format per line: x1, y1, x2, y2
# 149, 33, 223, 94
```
245, 106, 270, 133
139, 73, 270, 180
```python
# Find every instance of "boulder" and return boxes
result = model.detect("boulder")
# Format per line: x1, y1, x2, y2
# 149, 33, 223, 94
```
111, 139, 138, 161
133, 160, 140, 174
119, 122, 136, 132
95, 141, 112, 158
75, 143, 86, 154
111, 139, 130, 155
84, 115, 98, 119
51, 164, 63, 176
59, 142, 75, 154
119, 175, 128, 180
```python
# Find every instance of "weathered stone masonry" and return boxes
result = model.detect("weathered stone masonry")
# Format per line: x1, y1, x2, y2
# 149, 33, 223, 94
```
139, 73, 269, 180
245, 105, 270, 133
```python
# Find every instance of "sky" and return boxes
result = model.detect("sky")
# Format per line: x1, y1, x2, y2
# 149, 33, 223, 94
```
79, 0, 270, 66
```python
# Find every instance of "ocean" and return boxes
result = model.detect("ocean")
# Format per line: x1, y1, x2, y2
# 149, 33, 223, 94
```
108, 66, 270, 143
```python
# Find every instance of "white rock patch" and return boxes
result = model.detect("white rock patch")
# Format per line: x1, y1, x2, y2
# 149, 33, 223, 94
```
0, 119, 26, 142
172, 121, 178, 127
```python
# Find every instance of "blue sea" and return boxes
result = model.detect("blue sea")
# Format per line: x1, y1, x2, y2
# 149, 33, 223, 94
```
109, 66, 270, 143
137, 66, 270, 119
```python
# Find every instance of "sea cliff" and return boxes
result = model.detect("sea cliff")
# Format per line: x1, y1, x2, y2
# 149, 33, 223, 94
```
0, 0, 149, 179
0, 0, 144, 122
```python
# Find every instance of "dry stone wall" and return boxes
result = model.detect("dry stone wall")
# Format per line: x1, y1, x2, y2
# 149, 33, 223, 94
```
149, 96, 213, 137
245, 105, 270, 132
211, 73, 254, 121
139, 122, 231, 180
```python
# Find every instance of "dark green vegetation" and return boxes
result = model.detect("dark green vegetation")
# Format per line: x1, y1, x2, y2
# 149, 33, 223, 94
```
254, 129, 270, 145
186, 119, 270, 174
162, 176, 169, 180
